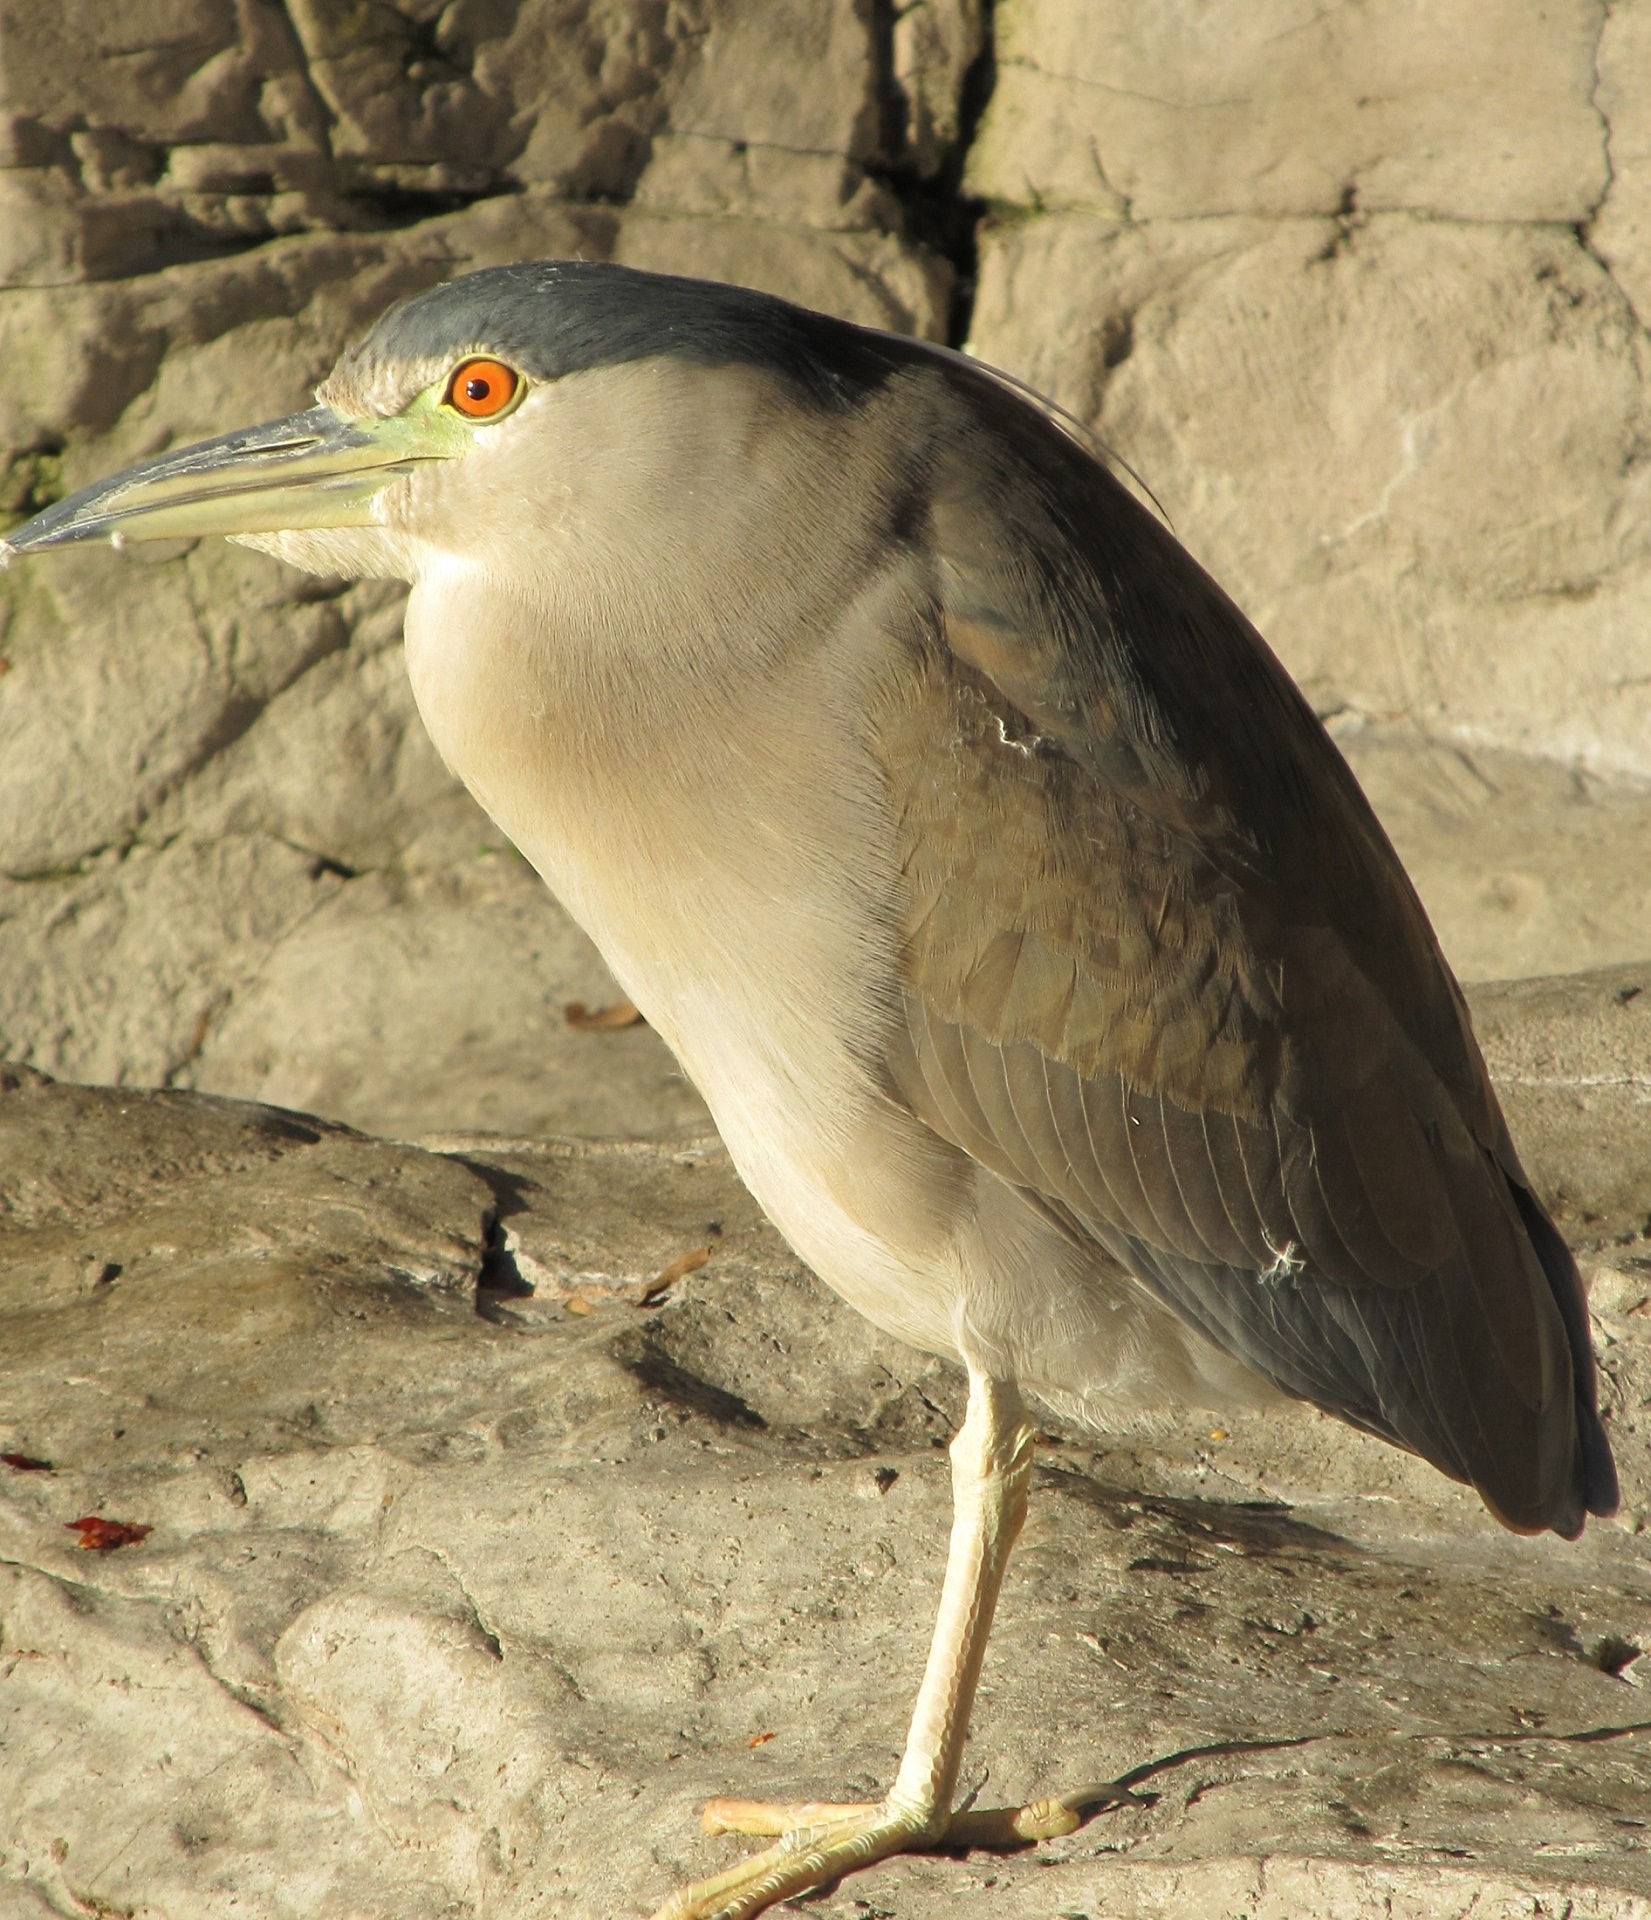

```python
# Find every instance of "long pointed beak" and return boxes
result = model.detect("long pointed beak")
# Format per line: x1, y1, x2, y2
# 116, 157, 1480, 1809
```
0, 405, 458, 562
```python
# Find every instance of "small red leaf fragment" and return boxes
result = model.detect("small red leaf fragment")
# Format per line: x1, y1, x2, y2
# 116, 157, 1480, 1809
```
748, 1731, 777, 1749
564, 999, 644, 1031
2, 1452, 52, 1472
636, 1246, 712, 1306
65, 1516, 151, 1551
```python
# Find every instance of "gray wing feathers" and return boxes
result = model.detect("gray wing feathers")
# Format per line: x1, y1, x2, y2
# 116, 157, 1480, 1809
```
872, 354, 1614, 1534
894, 992, 1587, 1535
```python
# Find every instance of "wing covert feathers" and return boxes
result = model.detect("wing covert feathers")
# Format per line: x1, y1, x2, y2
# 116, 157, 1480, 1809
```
874, 360, 1616, 1537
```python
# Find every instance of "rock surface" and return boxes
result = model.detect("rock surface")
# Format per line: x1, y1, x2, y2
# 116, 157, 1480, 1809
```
2, 6, 1650, 1915
966, 0, 1651, 783
1, 1046, 1648, 1920
0, 0, 1648, 1135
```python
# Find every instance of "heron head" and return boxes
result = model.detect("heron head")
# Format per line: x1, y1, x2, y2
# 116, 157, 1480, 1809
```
0, 262, 901, 592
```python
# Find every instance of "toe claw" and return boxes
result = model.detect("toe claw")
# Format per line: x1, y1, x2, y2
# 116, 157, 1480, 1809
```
1008, 1795, 1083, 1841
944, 1795, 1080, 1846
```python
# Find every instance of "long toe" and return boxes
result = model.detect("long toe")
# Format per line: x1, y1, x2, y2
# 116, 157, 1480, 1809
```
650, 1801, 933, 1920
651, 1780, 1117, 1918
700, 1797, 882, 1838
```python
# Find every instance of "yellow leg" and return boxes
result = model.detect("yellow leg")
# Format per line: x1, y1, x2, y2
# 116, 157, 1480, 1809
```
650, 1366, 1075, 1920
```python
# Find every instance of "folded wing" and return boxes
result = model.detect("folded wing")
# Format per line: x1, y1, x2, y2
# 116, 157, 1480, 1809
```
874, 353, 1617, 1536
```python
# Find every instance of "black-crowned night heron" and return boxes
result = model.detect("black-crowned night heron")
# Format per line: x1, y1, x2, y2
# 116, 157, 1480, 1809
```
3, 261, 1619, 1919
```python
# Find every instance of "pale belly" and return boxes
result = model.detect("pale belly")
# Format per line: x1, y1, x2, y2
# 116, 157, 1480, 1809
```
518, 840, 1248, 1418
398, 585, 1250, 1417
566, 898, 970, 1363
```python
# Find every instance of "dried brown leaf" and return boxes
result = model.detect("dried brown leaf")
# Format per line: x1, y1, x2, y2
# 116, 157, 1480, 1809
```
65, 1515, 151, 1552
564, 999, 644, 1032
637, 1246, 712, 1306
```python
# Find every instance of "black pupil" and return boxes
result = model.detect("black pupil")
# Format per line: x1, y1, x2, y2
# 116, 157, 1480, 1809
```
465, 374, 491, 403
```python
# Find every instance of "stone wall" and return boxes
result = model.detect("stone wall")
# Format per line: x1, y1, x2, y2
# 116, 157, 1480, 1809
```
0, 0, 1647, 1134
969, 0, 1651, 776
3, 16, 1650, 1919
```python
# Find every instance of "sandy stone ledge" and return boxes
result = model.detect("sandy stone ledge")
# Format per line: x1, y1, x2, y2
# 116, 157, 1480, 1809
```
1, 959, 1649, 1920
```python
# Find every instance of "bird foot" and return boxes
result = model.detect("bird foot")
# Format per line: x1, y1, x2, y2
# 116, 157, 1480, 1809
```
649, 1787, 1100, 1919
648, 1797, 933, 1920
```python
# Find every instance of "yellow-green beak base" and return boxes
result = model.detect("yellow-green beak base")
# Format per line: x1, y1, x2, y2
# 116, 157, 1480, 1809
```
0, 405, 460, 562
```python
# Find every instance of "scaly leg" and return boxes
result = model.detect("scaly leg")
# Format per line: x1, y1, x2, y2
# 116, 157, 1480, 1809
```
650, 1365, 1077, 1920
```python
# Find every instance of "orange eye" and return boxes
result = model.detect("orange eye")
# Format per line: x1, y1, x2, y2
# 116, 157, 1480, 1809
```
445, 357, 520, 419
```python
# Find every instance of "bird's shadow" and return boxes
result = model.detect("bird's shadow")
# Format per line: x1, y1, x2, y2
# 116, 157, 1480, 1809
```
1035, 1460, 1360, 1562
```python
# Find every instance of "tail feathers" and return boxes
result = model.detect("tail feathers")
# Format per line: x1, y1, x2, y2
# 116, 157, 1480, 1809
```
1508, 1179, 1620, 1531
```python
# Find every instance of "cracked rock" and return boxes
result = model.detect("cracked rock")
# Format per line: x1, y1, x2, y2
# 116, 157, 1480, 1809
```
0, 1063, 1648, 1918
2, 8, 1650, 1914
971, 212, 1651, 782
968, 0, 1608, 222
5, 0, 1648, 1135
